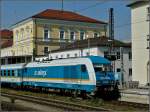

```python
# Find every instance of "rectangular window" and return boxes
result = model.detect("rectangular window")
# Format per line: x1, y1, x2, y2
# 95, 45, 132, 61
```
60, 30, 65, 40
117, 68, 121, 72
128, 52, 132, 60
0, 71, 2, 76
26, 28, 30, 38
86, 52, 90, 56
129, 68, 132, 76
21, 30, 24, 39
147, 7, 150, 21
94, 33, 99, 38
12, 70, 15, 76
74, 53, 78, 57
16, 31, 19, 41
104, 51, 108, 58
44, 47, 49, 55
70, 31, 75, 40
8, 70, 10, 76
44, 28, 50, 40
4, 70, 6, 76
117, 52, 120, 59
80, 31, 85, 40
67, 54, 70, 58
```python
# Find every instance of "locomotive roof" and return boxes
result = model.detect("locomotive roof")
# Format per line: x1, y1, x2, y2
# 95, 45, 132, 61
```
86, 56, 110, 65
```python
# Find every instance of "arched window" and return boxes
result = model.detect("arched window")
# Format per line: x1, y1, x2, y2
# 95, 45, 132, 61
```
26, 26, 30, 38
16, 30, 19, 41
21, 28, 24, 39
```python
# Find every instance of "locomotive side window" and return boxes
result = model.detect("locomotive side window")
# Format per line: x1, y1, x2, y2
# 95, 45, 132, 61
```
8, 70, 10, 76
4, 70, 6, 76
18, 70, 21, 76
81, 65, 86, 72
12, 70, 15, 76
0, 71, 2, 76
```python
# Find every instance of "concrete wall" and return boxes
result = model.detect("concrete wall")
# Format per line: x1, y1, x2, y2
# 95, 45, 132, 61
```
131, 3, 149, 85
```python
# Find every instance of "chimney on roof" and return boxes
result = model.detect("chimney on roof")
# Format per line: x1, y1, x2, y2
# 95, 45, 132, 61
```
109, 8, 114, 40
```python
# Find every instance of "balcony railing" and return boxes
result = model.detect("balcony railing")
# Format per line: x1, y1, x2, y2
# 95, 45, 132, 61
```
35, 37, 75, 43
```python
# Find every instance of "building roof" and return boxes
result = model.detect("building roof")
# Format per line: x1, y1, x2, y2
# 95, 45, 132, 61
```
87, 56, 110, 64
0, 29, 13, 38
13, 9, 107, 26
32, 9, 106, 24
0, 29, 13, 48
127, 0, 149, 7
1, 39, 13, 48
51, 37, 131, 53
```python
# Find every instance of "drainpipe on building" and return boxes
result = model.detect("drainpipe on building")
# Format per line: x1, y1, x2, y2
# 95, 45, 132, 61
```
32, 18, 37, 61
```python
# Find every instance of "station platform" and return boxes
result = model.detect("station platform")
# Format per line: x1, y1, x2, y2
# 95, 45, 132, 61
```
120, 88, 149, 104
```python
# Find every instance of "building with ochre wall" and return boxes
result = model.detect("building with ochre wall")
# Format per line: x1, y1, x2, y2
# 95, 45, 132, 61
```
1, 9, 107, 62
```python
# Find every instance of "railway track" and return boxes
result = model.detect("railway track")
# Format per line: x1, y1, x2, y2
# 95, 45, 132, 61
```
110, 100, 148, 109
1, 92, 110, 111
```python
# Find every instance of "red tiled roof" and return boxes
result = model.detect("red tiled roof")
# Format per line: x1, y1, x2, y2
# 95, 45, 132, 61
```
32, 9, 106, 24
1, 40, 13, 48
0, 29, 13, 38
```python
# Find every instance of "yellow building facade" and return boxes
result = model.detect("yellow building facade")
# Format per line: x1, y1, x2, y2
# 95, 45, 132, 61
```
1, 9, 107, 62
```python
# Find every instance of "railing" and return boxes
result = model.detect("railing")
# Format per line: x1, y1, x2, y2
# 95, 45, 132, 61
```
35, 37, 75, 43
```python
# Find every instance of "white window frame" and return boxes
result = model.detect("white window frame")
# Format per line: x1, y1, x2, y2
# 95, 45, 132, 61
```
147, 6, 150, 21
80, 31, 85, 40
70, 31, 75, 40
26, 27, 30, 38
44, 28, 50, 41
21, 29, 24, 40
16, 31, 19, 41
93, 32, 99, 38
44, 46, 49, 55
59, 30, 65, 41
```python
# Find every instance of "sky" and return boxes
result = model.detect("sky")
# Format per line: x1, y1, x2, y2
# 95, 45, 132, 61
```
1, 0, 131, 41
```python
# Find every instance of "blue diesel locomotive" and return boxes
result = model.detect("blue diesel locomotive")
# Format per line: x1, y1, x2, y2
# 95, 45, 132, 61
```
1, 56, 120, 99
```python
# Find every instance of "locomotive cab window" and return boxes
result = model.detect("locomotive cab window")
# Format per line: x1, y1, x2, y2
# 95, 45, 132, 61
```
94, 64, 112, 72
81, 65, 86, 72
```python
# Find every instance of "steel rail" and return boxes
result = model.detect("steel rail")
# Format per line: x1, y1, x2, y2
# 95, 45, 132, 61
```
1, 92, 110, 111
